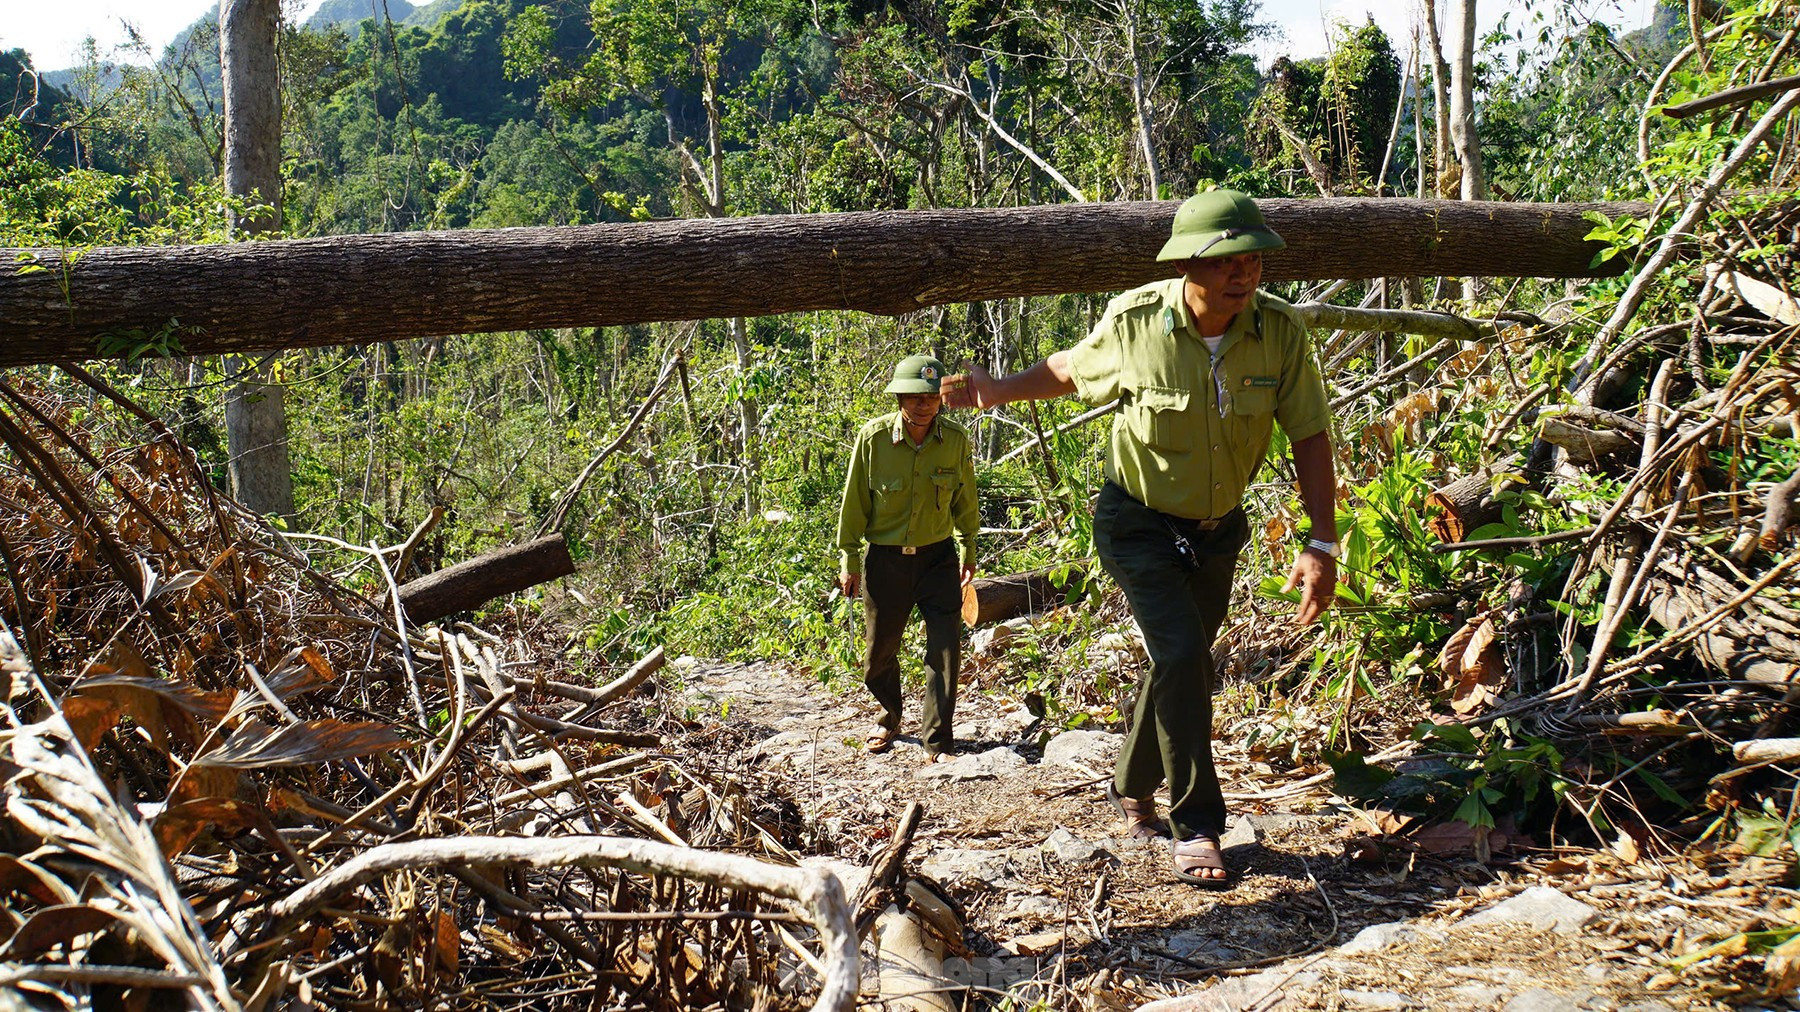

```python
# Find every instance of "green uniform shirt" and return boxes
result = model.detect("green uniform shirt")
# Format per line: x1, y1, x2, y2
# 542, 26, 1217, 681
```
1064, 278, 1330, 520
836, 411, 979, 576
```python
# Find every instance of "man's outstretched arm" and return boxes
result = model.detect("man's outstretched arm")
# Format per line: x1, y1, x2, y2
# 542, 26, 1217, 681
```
942, 350, 1078, 409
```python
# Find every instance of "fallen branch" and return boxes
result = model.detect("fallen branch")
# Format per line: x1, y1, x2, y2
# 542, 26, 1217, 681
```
1734, 738, 1800, 764
253, 835, 859, 1012
1662, 73, 1800, 119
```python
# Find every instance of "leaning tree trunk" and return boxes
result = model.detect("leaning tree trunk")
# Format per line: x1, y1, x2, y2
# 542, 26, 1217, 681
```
0, 198, 1648, 367
220, 0, 293, 519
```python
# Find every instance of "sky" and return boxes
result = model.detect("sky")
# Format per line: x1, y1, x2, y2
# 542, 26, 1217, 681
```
1, 0, 1665, 73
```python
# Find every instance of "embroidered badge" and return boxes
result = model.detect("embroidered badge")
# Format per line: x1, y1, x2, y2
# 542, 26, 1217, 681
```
1161, 307, 1175, 335
1243, 376, 1279, 388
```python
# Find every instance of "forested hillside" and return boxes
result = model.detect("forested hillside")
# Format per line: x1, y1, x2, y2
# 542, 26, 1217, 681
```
1, 0, 1797, 1007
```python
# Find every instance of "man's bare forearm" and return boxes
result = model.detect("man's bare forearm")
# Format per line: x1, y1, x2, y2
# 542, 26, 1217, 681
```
1292, 432, 1338, 541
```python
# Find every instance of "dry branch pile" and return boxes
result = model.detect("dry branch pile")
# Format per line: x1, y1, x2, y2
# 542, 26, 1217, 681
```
0, 371, 855, 1010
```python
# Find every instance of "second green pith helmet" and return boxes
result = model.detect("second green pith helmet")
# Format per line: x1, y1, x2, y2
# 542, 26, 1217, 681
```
1155, 189, 1287, 262
884, 354, 948, 394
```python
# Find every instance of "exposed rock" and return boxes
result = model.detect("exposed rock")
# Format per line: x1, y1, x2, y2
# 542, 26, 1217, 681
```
1042, 826, 1110, 864
919, 847, 1015, 888
1460, 887, 1598, 934
1447, 984, 1508, 1005
1042, 729, 1118, 768
999, 895, 1062, 921
1339, 990, 1412, 1010
1501, 988, 1590, 1012
1219, 815, 1260, 850
915, 745, 1027, 781
1137, 968, 1325, 1011
1339, 922, 1419, 955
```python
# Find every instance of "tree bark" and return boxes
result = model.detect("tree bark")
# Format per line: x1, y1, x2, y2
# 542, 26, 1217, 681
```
220, 0, 293, 519
1425, 468, 1521, 542
396, 533, 576, 624
0, 198, 1647, 367
961, 567, 1083, 626
1422, 0, 1454, 197
1447, 0, 1487, 202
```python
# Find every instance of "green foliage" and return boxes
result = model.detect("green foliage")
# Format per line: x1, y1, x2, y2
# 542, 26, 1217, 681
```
1330, 720, 1570, 831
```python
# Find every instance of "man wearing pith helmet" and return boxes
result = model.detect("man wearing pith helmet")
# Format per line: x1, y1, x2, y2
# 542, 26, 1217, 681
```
836, 354, 979, 763
942, 189, 1338, 886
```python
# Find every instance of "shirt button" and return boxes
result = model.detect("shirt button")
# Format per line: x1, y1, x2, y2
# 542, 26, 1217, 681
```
1214, 482, 1222, 489
1212, 444, 1221, 452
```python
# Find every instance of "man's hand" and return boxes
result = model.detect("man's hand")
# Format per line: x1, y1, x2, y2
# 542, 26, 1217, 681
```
838, 572, 860, 599
1282, 549, 1337, 625
940, 363, 996, 410
960, 563, 976, 587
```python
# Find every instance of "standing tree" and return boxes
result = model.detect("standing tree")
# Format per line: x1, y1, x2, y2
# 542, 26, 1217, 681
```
506, 0, 776, 516
221, 0, 294, 518
1446, 0, 1487, 201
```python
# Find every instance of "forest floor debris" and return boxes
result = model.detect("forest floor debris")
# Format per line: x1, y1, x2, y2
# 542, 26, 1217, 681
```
668, 655, 1798, 1009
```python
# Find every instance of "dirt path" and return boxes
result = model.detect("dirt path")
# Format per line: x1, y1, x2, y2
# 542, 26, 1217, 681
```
668, 656, 1788, 1010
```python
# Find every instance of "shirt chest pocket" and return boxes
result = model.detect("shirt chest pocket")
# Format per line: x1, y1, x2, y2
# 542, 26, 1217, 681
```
1225, 386, 1276, 458
930, 471, 955, 508
1127, 385, 1195, 453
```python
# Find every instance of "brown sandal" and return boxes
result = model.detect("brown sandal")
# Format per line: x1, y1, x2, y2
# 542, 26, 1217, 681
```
1171, 834, 1232, 889
1106, 782, 1171, 840
865, 728, 896, 753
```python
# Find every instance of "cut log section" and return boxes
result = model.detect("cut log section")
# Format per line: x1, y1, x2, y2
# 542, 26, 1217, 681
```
1425, 468, 1523, 542
396, 533, 575, 624
0, 198, 1648, 367
961, 567, 1084, 626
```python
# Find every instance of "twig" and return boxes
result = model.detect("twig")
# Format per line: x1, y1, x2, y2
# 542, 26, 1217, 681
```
534, 355, 681, 538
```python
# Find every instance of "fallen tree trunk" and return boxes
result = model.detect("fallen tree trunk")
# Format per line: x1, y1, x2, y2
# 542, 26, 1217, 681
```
962, 567, 1083, 626
0, 198, 1646, 367
396, 533, 575, 624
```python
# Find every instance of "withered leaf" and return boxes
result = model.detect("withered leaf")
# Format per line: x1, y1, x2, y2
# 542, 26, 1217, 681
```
195, 717, 409, 769
433, 910, 459, 975
264, 646, 337, 701
153, 797, 263, 858
1450, 615, 1507, 716
0, 905, 122, 960
0, 857, 75, 906
61, 695, 123, 753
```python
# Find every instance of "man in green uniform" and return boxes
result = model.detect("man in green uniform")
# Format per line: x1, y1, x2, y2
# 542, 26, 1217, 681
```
941, 190, 1338, 886
836, 354, 979, 762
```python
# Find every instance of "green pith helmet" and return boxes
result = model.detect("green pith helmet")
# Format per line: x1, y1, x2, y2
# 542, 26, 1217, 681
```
1155, 189, 1287, 262
884, 354, 948, 394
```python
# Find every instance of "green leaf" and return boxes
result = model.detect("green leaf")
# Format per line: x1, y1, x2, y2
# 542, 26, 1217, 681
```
1327, 750, 1394, 799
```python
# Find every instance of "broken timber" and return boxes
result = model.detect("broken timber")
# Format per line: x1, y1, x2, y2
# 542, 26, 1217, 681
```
396, 533, 575, 624
0, 198, 1648, 368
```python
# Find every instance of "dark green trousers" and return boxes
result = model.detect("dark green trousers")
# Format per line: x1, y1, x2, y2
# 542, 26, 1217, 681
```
862, 539, 961, 756
1094, 481, 1247, 841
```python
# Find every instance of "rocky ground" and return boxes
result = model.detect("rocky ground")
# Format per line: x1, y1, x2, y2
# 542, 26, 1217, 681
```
664, 656, 1799, 1011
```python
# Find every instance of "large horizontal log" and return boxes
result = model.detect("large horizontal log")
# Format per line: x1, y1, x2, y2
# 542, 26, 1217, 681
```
0, 198, 1647, 368
396, 533, 574, 624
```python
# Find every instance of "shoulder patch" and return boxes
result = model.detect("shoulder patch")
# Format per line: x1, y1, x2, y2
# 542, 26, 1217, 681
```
1108, 285, 1164, 315
859, 414, 894, 438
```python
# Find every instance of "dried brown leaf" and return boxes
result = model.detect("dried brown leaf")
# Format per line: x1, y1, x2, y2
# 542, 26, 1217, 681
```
433, 910, 459, 975
152, 797, 263, 858
1450, 615, 1507, 716
0, 905, 122, 960
195, 717, 409, 769
61, 695, 122, 753
264, 646, 336, 701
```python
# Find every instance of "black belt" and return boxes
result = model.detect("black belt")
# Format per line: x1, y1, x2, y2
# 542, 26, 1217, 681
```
1105, 481, 1240, 530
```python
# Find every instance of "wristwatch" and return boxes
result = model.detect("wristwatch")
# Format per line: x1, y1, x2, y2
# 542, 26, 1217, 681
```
1304, 537, 1341, 559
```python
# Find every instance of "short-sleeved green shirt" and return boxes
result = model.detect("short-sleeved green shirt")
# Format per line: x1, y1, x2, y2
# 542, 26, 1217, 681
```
836, 411, 979, 576
1064, 278, 1330, 521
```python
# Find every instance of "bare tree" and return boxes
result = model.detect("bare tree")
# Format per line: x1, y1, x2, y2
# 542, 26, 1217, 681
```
221, 0, 294, 519
1446, 0, 1488, 201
